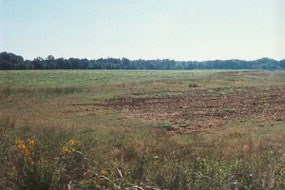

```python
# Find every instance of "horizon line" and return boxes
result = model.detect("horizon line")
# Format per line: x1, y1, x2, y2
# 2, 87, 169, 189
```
1, 51, 284, 62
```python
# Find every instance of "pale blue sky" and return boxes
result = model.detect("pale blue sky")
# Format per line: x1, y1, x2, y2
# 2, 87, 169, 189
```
0, 0, 284, 60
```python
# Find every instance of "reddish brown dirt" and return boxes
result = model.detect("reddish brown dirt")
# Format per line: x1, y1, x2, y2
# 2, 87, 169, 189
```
98, 87, 285, 123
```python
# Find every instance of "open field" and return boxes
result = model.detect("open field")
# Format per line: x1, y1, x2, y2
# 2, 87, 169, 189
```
1, 70, 285, 189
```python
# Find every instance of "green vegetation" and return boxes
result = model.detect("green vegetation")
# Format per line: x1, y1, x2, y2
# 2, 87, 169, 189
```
0, 70, 285, 189
188, 83, 199, 88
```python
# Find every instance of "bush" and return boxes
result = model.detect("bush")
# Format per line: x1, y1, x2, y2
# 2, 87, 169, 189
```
189, 83, 199, 88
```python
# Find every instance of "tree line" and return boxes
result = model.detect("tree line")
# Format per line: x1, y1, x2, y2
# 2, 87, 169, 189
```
1, 52, 284, 70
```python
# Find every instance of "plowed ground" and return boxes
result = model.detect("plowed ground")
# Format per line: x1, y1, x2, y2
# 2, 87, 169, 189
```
91, 86, 285, 132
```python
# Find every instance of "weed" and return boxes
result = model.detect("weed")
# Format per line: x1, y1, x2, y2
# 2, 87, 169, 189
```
189, 83, 199, 88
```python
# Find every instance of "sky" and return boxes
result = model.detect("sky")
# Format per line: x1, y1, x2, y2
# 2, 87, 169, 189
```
0, 0, 284, 61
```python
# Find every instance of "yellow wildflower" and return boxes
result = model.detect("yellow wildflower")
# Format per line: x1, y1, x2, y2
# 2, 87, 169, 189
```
99, 170, 108, 176
16, 140, 29, 156
62, 146, 71, 153
67, 139, 80, 146
27, 138, 36, 146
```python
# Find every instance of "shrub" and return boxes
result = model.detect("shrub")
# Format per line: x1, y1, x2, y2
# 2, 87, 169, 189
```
189, 83, 199, 88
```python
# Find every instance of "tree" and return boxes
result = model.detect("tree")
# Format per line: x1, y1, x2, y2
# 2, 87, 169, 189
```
0, 52, 24, 69
33, 57, 44, 69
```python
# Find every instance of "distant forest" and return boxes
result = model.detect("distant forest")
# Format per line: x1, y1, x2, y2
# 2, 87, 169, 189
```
1, 52, 285, 70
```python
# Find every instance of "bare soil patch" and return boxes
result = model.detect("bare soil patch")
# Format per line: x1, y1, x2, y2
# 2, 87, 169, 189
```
99, 86, 285, 122
72, 86, 285, 133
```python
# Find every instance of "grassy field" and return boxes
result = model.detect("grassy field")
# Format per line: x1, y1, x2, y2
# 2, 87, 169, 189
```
0, 70, 285, 189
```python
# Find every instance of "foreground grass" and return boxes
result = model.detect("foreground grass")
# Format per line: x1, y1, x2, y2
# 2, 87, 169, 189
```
0, 70, 285, 189
2, 115, 285, 189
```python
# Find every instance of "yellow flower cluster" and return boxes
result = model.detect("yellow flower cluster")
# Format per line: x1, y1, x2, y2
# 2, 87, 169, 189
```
62, 146, 71, 153
16, 140, 29, 156
99, 170, 109, 176
67, 139, 81, 146
16, 138, 36, 156
27, 138, 36, 146
61, 139, 81, 154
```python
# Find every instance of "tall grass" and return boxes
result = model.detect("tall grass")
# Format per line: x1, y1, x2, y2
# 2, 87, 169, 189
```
1, 115, 285, 189
0, 85, 83, 100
